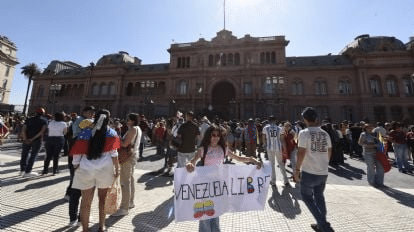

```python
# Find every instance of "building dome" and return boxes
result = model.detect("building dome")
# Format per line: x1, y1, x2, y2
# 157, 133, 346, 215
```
341, 35, 406, 54
96, 51, 141, 66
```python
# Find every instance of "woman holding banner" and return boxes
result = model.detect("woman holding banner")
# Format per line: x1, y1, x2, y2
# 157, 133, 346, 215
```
186, 125, 262, 232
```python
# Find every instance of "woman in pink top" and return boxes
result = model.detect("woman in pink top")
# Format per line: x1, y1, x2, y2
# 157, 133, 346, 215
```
186, 125, 262, 232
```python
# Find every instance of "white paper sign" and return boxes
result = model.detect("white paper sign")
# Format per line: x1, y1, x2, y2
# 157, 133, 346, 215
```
174, 162, 271, 222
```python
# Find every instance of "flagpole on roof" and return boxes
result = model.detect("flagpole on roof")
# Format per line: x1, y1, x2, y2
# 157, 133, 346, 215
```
224, 0, 226, 30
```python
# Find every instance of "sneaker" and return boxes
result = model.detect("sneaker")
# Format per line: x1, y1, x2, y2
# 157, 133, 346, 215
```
68, 220, 79, 227
112, 208, 129, 216
19, 171, 25, 176
129, 203, 135, 209
23, 172, 39, 177
311, 224, 321, 232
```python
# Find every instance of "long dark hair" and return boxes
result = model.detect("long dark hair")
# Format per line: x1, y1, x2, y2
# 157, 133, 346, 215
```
199, 125, 226, 155
87, 109, 110, 160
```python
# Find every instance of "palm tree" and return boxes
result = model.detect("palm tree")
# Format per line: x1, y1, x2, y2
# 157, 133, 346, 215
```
21, 63, 41, 116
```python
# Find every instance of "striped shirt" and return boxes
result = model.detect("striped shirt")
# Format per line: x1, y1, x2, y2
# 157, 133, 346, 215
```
262, 124, 282, 152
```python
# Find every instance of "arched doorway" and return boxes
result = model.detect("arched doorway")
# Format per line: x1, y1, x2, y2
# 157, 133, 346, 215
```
211, 81, 236, 120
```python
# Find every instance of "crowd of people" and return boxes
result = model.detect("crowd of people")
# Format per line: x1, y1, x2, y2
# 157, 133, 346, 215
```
9, 105, 414, 232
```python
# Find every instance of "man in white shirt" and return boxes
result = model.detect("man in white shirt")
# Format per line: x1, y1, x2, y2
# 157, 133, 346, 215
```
262, 115, 289, 187
294, 107, 334, 232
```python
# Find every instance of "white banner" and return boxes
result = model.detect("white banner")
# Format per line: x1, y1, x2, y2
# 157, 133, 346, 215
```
174, 162, 271, 222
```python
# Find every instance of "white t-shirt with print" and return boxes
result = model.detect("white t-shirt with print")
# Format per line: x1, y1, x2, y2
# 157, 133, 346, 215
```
262, 123, 282, 152
48, 120, 67, 137
298, 127, 332, 175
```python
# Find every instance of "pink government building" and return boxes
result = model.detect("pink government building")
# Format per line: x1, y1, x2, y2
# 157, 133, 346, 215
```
30, 30, 414, 123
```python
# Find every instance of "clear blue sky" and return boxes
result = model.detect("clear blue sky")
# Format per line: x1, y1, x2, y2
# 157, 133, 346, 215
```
1, 0, 413, 105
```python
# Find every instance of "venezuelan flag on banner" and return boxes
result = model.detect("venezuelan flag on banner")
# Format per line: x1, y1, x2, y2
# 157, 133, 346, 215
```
69, 128, 121, 156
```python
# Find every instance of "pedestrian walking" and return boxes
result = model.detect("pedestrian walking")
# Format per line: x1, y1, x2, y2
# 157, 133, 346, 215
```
41, 112, 67, 175
19, 108, 48, 177
294, 107, 334, 232
262, 116, 289, 187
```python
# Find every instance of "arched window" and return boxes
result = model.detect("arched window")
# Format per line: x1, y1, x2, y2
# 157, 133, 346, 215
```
391, 106, 403, 121
403, 75, 414, 96
235, 53, 240, 65
369, 76, 382, 96
266, 52, 270, 64
37, 85, 44, 97
342, 106, 353, 121
386, 76, 398, 97
291, 81, 303, 95
221, 54, 226, 66
109, 82, 116, 95
92, 83, 99, 96
271, 52, 276, 64
338, 80, 352, 95
260, 52, 265, 64
78, 84, 84, 96
186, 57, 190, 68
100, 83, 108, 95
177, 57, 181, 68
208, 55, 214, 67
177, 80, 188, 95
126, 82, 133, 96
157, 81, 166, 95
316, 106, 329, 120
228, 53, 233, 65
315, 80, 327, 95
215, 54, 220, 66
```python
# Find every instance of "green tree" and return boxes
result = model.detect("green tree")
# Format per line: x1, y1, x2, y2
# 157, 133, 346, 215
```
21, 63, 41, 116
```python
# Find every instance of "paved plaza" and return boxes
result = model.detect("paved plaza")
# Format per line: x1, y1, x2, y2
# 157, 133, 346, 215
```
1, 142, 414, 231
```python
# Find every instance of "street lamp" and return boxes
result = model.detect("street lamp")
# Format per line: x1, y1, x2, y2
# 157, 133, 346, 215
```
49, 84, 62, 113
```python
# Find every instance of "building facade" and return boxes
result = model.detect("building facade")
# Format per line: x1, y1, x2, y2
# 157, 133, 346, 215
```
30, 30, 414, 123
0, 35, 18, 107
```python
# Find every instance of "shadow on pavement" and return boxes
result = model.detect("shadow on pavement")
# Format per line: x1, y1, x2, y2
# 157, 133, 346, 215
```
328, 162, 366, 180
131, 196, 175, 232
138, 153, 164, 162
15, 175, 70, 192
268, 185, 302, 219
137, 168, 173, 190
0, 198, 66, 230
378, 186, 414, 208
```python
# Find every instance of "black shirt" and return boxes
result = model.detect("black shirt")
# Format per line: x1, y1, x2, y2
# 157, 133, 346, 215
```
25, 116, 47, 140
177, 120, 200, 153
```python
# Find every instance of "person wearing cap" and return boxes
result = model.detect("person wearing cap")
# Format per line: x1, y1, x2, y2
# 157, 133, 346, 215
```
294, 107, 334, 232
19, 107, 48, 177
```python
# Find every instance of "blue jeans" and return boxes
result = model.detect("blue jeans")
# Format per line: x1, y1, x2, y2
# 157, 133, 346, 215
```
199, 217, 220, 232
363, 151, 384, 186
20, 139, 42, 173
300, 171, 331, 232
43, 136, 65, 173
393, 144, 411, 172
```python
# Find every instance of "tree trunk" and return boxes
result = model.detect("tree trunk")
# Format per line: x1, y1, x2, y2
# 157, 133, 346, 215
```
22, 77, 32, 116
